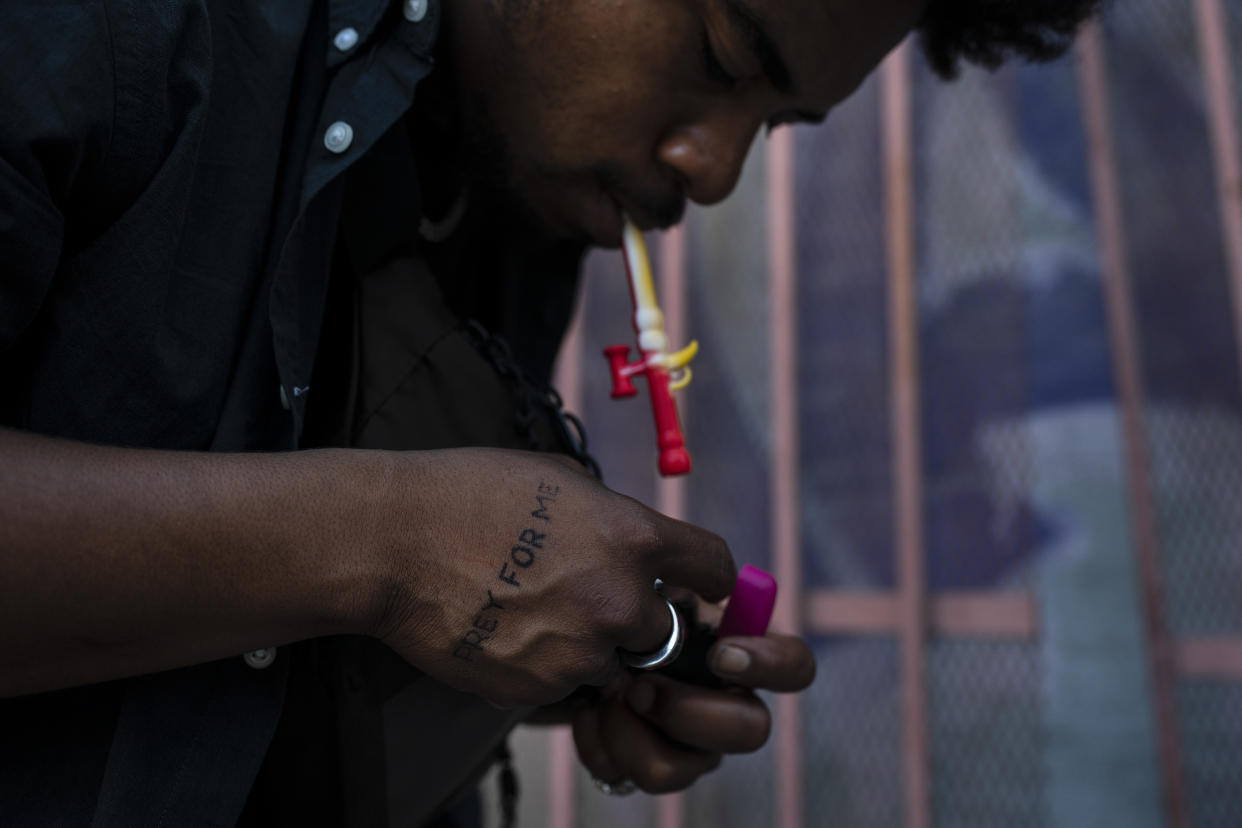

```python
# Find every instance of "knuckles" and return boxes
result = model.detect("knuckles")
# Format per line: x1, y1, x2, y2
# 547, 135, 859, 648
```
584, 580, 647, 641
599, 497, 663, 556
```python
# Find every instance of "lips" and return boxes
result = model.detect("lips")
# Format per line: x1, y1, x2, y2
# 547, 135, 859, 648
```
574, 176, 686, 248
579, 190, 624, 248
610, 190, 686, 235
617, 200, 663, 233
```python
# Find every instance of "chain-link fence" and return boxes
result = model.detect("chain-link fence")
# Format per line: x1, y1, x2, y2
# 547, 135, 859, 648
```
504, 3, 1242, 825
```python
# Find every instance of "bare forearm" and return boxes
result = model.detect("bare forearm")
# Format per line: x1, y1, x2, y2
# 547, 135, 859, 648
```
0, 431, 741, 712
0, 427, 391, 697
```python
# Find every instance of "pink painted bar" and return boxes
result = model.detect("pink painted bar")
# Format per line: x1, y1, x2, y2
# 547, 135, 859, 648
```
548, 730, 576, 828
657, 225, 689, 828
1193, 0, 1242, 388
880, 40, 930, 828
766, 122, 805, 828
1075, 23, 1188, 828
549, 283, 590, 828
1176, 637, 1242, 680
805, 591, 1038, 638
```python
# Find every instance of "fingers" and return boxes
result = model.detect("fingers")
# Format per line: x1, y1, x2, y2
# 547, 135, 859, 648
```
707, 633, 817, 692
644, 512, 736, 603
572, 703, 626, 783
625, 674, 770, 754
617, 585, 679, 655
573, 670, 786, 798
574, 698, 722, 793
596, 697, 722, 793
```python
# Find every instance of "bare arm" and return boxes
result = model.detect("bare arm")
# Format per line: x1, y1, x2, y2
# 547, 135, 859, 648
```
0, 426, 390, 697
0, 429, 736, 706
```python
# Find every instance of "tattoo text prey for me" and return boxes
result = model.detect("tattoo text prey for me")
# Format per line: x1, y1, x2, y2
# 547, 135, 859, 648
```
452, 590, 504, 661
452, 481, 561, 662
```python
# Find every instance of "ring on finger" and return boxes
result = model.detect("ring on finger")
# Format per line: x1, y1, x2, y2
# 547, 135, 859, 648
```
621, 595, 685, 670
592, 776, 637, 796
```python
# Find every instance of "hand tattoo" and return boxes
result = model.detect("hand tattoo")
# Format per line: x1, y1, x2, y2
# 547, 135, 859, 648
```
452, 481, 560, 661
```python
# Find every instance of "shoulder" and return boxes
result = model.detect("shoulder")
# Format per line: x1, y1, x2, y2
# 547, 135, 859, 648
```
0, 3, 117, 189
0, 0, 214, 208
106, 0, 214, 182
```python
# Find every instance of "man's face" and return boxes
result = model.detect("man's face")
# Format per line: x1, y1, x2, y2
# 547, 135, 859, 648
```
445, 0, 924, 247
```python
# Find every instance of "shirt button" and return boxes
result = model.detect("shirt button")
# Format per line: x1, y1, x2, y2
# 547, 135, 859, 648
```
403, 0, 427, 22
279, 384, 291, 410
333, 26, 359, 52
243, 648, 277, 669
323, 120, 354, 154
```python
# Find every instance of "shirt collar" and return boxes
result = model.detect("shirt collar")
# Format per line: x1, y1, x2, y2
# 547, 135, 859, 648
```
326, 0, 439, 67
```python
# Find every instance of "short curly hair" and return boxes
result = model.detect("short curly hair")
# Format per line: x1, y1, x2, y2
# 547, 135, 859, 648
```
917, 0, 1105, 78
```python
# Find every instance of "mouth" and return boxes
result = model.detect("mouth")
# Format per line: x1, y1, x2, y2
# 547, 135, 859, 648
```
609, 190, 686, 237
578, 189, 625, 248
618, 200, 668, 234
575, 178, 686, 248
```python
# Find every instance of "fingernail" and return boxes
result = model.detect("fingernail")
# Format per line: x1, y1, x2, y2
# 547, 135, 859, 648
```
626, 679, 655, 714
713, 644, 751, 676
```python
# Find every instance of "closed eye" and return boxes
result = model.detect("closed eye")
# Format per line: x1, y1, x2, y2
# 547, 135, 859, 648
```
701, 28, 739, 88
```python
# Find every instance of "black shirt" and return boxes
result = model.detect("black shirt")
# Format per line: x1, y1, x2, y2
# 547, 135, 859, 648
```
0, 1, 444, 824
0, 0, 438, 452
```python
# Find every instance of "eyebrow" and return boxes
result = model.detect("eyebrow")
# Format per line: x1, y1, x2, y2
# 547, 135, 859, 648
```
721, 0, 795, 95
721, 0, 829, 125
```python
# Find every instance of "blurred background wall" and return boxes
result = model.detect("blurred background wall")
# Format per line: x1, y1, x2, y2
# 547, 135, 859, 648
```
489, 1, 1242, 825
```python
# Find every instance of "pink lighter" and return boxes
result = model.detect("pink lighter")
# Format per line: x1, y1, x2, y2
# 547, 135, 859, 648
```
716, 564, 779, 637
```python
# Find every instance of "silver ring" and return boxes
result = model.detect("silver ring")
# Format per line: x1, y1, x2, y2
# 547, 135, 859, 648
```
621, 596, 684, 670
592, 776, 637, 796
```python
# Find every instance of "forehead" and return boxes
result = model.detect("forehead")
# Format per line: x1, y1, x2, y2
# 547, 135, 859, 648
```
749, 0, 925, 108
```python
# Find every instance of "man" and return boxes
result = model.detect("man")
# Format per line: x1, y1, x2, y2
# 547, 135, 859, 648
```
0, 0, 1099, 825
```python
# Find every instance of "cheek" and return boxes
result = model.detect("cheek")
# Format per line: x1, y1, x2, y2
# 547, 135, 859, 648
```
505, 3, 696, 166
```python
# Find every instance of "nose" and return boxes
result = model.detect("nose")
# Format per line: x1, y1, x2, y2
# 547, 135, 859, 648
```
656, 115, 759, 206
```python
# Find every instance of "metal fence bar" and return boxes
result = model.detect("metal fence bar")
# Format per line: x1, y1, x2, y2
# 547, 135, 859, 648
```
656, 226, 689, 828
549, 286, 588, 828
766, 123, 804, 828
806, 591, 1038, 638
1193, 0, 1242, 382
880, 40, 930, 828
547, 728, 576, 828
1075, 23, 1189, 828
1176, 637, 1242, 679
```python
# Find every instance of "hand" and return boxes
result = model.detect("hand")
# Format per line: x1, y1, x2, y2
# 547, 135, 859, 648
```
572, 632, 816, 794
366, 448, 736, 708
